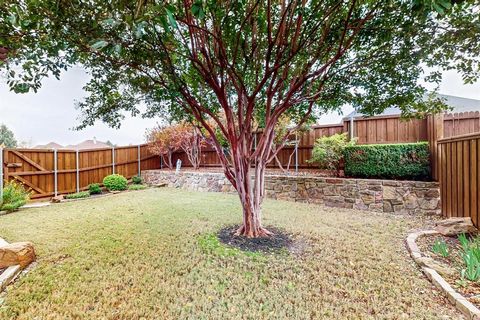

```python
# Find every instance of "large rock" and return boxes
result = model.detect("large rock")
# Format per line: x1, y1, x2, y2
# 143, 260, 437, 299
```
435, 217, 477, 236
0, 242, 36, 269
51, 195, 64, 203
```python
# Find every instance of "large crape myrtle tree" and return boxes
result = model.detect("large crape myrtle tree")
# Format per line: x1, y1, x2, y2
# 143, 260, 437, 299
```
1, 0, 478, 237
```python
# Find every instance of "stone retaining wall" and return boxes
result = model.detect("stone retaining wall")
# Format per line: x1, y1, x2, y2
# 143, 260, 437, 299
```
142, 170, 441, 215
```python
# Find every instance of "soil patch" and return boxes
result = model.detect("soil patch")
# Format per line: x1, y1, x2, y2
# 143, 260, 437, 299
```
217, 225, 299, 254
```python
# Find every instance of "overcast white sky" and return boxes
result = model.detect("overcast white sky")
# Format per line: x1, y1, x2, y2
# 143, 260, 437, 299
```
1, 67, 479, 147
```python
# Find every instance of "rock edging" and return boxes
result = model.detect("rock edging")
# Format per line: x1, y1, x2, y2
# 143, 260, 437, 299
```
406, 230, 480, 320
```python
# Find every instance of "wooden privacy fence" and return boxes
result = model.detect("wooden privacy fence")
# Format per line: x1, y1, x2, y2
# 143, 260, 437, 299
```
443, 111, 480, 138
437, 133, 480, 226
173, 114, 440, 169
0, 145, 160, 199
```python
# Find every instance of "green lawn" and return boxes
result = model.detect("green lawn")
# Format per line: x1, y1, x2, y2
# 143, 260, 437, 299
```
0, 188, 461, 319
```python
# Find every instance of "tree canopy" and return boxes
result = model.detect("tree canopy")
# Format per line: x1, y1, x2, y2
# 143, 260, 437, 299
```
0, 124, 17, 148
1, 0, 478, 236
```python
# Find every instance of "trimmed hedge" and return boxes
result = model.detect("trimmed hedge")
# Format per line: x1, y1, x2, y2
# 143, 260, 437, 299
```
344, 142, 430, 180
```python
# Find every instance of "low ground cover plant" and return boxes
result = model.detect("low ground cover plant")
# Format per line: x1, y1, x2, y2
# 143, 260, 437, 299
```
128, 184, 147, 191
344, 142, 430, 180
0, 180, 30, 212
309, 133, 356, 176
432, 239, 449, 258
88, 183, 102, 195
65, 191, 90, 200
132, 176, 143, 185
103, 174, 128, 191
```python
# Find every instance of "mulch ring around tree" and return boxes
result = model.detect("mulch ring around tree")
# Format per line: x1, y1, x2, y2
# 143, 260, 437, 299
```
217, 225, 307, 254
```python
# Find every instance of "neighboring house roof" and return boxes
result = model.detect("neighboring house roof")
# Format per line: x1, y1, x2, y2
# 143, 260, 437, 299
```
344, 93, 480, 119
33, 142, 64, 149
66, 139, 111, 150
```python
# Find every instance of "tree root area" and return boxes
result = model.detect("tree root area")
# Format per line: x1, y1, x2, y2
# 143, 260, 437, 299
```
218, 225, 294, 253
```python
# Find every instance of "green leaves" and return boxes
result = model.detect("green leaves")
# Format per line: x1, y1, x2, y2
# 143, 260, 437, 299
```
191, 1, 206, 19
166, 8, 178, 29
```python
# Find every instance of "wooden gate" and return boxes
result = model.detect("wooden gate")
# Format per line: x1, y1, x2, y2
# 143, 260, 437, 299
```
2, 149, 56, 199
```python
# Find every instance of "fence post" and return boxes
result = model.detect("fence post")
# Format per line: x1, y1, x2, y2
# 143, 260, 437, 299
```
295, 133, 299, 173
350, 115, 355, 140
54, 149, 58, 197
0, 147, 3, 201
112, 147, 116, 174
76, 149, 80, 193
427, 113, 444, 181
137, 145, 141, 176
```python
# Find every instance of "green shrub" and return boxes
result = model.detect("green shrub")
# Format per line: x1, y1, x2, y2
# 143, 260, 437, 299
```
132, 176, 143, 185
103, 174, 128, 191
65, 191, 90, 200
1, 180, 30, 212
128, 184, 147, 191
308, 133, 355, 174
344, 142, 430, 180
88, 183, 102, 195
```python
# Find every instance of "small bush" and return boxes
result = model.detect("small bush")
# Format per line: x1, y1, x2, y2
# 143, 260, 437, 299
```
88, 183, 102, 195
344, 142, 430, 180
309, 133, 355, 174
1, 180, 30, 212
103, 174, 128, 191
128, 184, 147, 191
65, 191, 90, 200
132, 176, 143, 185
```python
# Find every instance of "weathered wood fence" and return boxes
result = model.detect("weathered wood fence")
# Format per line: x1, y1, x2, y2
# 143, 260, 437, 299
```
437, 133, 480, 226
0, 145, 160, 199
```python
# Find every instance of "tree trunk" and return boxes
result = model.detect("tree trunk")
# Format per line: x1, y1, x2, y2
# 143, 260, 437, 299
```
232, 160, 272, 238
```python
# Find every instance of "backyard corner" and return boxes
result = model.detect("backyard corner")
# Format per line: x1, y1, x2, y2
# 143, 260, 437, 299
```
0, 188, 461, 319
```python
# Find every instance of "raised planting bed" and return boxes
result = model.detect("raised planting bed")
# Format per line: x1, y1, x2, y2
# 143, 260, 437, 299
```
407, 230, 480, 319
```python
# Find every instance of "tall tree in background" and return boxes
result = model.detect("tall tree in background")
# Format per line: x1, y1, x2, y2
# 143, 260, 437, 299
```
1, 0, 478, 237
0, 124, 17, 148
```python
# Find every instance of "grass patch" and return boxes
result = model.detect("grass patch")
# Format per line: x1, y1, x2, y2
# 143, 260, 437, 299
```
128, 184, 147, 191
0, 188, 459, 319
64, 191, 90, 200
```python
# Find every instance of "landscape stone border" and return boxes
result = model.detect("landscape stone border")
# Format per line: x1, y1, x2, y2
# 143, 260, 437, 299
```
0, 238, 21, 293
406, 230, 480, 320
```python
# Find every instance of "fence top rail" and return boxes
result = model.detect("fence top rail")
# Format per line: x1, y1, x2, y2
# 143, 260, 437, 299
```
3, 143, 151, 153
438, 132, 480, 144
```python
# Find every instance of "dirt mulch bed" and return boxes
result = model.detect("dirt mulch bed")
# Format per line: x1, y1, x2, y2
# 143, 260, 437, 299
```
217, 225, 305, 254
417, 233, 480, 307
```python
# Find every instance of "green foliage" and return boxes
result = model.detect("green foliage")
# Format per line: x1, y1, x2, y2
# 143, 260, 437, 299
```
103, 174, 128, 191
65, 191, 90, 200
309, 133, 355, 173
0, 124, 17, 148
1, 180, 30, 212
132, 176, 143, 185
458, 234, 480, 282
432, 239, 449, 258
88, 183, 102, 195
128, 184, 147, 191
344, 142, 430, 180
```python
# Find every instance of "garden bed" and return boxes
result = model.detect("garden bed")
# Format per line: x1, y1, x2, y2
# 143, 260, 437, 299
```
417, 232, 480, 308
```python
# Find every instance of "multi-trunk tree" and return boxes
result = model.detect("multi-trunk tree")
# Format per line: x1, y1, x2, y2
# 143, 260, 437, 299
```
1, 0, 478, 237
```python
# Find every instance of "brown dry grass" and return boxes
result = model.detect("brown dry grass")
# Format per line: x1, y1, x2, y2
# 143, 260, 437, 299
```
0, 188, 462, 319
